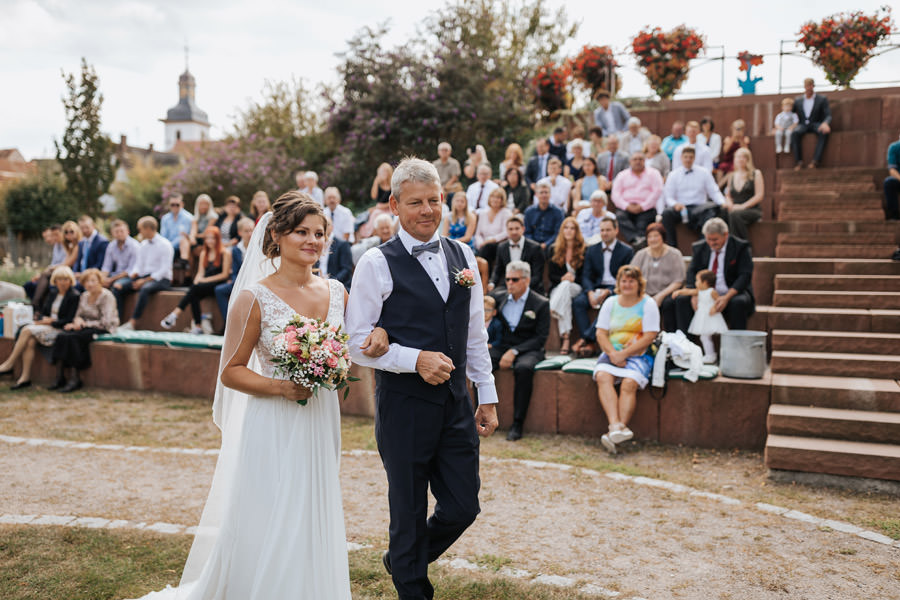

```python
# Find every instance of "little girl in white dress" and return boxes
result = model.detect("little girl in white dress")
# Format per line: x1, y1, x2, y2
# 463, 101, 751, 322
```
679, 269, 728, 363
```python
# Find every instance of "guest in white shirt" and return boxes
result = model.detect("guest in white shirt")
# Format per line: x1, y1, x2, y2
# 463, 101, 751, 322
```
113, 216, 174, 330
466, 164, 500, 212
536, 157, 572, 213
351, 213, 395, 265
671, 121, 714, 173
618, 117, 651, 157
296, 171, 324, 206
323, 186, 355, 243
576, 190, 616, 245
473, 187, 512, 266
698, 116, 722, 163
661, 147, 725, 248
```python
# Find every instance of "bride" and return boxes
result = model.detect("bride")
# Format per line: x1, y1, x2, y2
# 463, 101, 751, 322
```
132, 192, 386, 599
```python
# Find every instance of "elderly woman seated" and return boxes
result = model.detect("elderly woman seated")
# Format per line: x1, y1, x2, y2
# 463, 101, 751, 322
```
592, 265, 660, 454
0, 266, 80, 390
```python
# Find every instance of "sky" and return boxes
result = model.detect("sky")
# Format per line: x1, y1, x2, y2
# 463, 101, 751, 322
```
2, 0, 898, 160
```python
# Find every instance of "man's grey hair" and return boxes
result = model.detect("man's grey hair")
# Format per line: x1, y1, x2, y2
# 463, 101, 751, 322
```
391, 157, 441, 198
702, 217, 729, 236
373, 214, 394, 229
304, 171, 318, 182
506, 260, 531, 279
477, 163, 492, 175
535, 181, 551, 192
324, 186, 341, 201
589, 190, 608, 203
628, 116, 642, 127
438, 141, 452, 151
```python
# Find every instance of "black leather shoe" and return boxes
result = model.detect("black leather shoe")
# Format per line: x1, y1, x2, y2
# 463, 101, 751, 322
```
60, 380, 83, 394
0, 369, 13, 378
47, 378, 67, 391
9, 381, 31, 390
382, 550, 392, 575
506, 423, 523, 442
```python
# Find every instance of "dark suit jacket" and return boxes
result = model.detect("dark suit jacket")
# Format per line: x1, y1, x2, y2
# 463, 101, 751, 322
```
525, 153, 549, 187
685, 236, 755, 311
39, 287, 80, 327
793, 94, 832, 126
320, 239, 353, 291
494, 290, 550, 355
545, 243, 585, 292
582, 241, 633, 292
216, 212, 247, 243
548, 138, 567, 162
75, 233, 109, 272
492, 237, 545, 294
596, 151, 630, 181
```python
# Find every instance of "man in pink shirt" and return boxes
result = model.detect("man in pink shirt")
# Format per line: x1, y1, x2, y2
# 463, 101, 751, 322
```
611, 151, 664, 247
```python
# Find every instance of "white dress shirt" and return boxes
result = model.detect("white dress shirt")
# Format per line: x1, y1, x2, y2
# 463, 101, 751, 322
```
672, 141, 714, 172
664, 166, 725, 208
600, 240, 617, 286
802, 94, 815, 124
708, 241, 729, 295
507, 238, 524, 263
325, 204, 355, 243
346, 227, 497, 404
131, 234, 174, 281
535, 175, 572, 211
466, 180, 499, 212
576, 208, 616, 242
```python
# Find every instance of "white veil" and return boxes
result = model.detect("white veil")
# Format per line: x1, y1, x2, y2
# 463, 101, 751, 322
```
176, 211, 278, 593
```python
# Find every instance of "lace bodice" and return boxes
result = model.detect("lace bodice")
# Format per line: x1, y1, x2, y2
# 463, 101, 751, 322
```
252, 279, 344, 378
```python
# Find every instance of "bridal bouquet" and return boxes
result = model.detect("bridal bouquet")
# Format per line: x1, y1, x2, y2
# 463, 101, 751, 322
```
271, 316, 356, 405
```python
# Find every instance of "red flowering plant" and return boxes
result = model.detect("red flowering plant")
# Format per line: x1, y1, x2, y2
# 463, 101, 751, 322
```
631, 25, 704, 99
529, 61, 572, 115
737, 51, 764, 71
797, 8, 894, 88
569, 45, 620, 97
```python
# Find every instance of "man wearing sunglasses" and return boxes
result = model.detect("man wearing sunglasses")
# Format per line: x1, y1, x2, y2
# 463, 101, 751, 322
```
159, 193, 194, 251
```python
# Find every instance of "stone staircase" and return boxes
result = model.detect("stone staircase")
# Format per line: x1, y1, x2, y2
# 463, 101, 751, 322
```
762, 167, 900, 482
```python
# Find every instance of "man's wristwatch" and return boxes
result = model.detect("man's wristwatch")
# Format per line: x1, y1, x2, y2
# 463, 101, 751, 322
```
510, 348, 519, 356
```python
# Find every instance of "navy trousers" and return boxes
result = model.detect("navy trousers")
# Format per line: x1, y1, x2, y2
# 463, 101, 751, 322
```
375, 386, 481, 600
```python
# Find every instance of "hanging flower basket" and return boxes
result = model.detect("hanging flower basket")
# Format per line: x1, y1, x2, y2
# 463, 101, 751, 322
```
529, 61, 572, 115
631, 25, 704, 100
569, 45, 620, 97
797, 8, 893, 88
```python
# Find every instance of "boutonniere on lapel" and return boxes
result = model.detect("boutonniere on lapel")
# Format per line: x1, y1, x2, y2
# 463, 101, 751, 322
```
523, 310, 536, 320
729, 259, 737, 265
453, 268, 477, 288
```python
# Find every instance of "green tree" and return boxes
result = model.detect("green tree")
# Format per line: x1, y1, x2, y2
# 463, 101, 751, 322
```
55, 58, 114, 215
111, 161, 175, 232
4, 166, 78, 235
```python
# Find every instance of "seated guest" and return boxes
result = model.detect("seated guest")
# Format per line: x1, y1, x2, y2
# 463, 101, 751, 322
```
352, 213, 395, 265
474, 187, 512, 263
114, 216, 173, 330
74, 215, 109, 274
596, 136, 629, 193
524, 182, 565, 250
664, 218, 754, 333
463, 144, 491, 182
524, 138, 551, 193
672, 121, 714, 172
629, 223, 685, 320
536, 157, 572, 213
547, 126, 568, 162
719, 119, 751, 176
611, 151, 664, 247
661, 121, 687, 162
180, 193, 217, 263
502, 165, 531, 214
592, 89, 630, 135
791, 78, 832, 170
466, 164, 499, 212
215, 217, 255, 324
250, 190, 272, 225
885, 131, 900, 221
566, 127, 593, 160
324, 186, 355, 242
215, 195, 246, 247
571, 157, 600, 211
571, 217, 633, 357
593, 265, 660, 454
588, 126, 605, 156
161, 226, 232, 334
433, 143, 463, 195
576, 190, 616, 245
698, 116, 722, 164
644, 135, 671, 179
618, 117, 650, 157
484, 295, 503, 349
661, 146, 725, 248
564, 140, 586, 180
490, 215, 544, 295
721, 148, 765, 242
51, 268, 118, 393
316, 219, 354, 291
547, 217, 586, 355
358, 190, 394, 240
101, 219, 140, 289
0, 266, 79, 390
24, 224, 71, 310
442, 191, 476, 247
159, 193, 193, 251
299, 170, 324, 205
490, 260, 550, 441
498, 143, 526, 182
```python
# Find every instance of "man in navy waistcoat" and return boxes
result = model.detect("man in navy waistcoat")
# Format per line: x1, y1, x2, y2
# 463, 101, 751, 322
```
347, 157, 499, 600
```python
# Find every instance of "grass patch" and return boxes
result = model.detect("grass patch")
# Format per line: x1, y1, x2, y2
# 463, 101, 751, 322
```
473, 553, 513, 572
0, 525, 594, 600
863, 518, 900, 540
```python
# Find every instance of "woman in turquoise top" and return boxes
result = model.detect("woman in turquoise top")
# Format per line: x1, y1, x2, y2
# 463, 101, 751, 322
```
440, 191, 476, 247
592, 265, 660, 454
572, 157, 599, 211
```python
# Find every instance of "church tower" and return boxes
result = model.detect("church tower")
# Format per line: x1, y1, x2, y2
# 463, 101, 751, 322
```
161, 49, 211, 150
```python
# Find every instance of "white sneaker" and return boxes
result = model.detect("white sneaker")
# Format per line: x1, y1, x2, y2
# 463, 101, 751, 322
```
160, 312, 177, 330
117, 321, 134, 331
200, 314, 214, 335
775, 144, 783, 154
600, 433, 617, 454
190, 325, 204, 335
609, 427, 634, 445
702, 352, 718, 364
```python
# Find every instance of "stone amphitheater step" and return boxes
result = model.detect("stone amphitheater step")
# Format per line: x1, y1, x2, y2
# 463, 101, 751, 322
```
774, 274, 900, 292
775, 244, 897, 259
760, 306, 900, 333
770, 350, 900, 379
764, 434, 900, 482
776, 208, 885, 222
780, 182, 876, 193
772, 330, 900, 355
767, 404, 900, 445
776, 166, 884, 183
776, 233, 897, 247
775, 191, 882, 206
771, 373, 900, 413
772, 290, 900, 310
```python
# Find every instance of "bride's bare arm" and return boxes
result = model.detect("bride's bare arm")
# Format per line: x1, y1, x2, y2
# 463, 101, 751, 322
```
220, 290, 311, 402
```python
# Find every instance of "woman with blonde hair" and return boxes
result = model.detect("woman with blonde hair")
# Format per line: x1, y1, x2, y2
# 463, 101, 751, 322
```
441, 191, 476, 247
370, 162, 393, 205
463, 144, 491, 181
721, 147, 765, 241
180, 193, 218, 262
498, 143, 525, 181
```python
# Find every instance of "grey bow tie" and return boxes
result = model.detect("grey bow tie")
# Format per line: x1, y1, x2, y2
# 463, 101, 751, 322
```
411, 240, 440, 256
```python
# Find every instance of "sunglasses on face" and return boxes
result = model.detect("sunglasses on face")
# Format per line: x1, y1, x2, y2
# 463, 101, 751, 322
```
505, 277, 522, 282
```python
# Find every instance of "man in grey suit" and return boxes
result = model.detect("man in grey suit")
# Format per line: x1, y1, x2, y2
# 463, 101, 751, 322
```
791, 78, 832, 170
592, 89, 631, 135
596, 136, 630, 195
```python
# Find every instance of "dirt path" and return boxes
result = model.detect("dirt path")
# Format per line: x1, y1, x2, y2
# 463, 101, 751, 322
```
2, 439, 898, 599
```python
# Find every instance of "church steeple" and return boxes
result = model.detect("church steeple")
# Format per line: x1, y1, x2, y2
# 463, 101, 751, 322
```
160, 48, 211, 150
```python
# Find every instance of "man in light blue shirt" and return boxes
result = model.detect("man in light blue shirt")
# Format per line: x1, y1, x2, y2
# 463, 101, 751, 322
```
159, 193, 193, 250
661, 121, 687, 161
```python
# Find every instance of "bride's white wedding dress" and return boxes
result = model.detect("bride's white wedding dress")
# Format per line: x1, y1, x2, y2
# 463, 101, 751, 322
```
132, 271, 351, 599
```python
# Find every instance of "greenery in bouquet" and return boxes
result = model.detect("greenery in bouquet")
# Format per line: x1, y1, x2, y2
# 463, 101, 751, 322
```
529, 61, 572, 116
631, 25, 704, 100
569, 45, 620, 97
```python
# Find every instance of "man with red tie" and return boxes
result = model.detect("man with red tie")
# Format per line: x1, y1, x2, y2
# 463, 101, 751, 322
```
665, 217, 755, 333
596, 136, 629, 194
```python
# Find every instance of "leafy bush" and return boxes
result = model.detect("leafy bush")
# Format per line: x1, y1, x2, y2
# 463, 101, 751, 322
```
4, 168, 78, 235
111, 161, 175, 231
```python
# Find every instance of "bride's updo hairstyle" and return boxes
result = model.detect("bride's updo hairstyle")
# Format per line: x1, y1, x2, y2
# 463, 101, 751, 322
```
262, 191, 327, 259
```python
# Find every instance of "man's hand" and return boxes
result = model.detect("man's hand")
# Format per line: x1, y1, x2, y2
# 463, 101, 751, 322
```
361, 327, 390, 358
132, 278, 146, 291
474, 403, 499, 437
589, 289, 609, 308
673, 203, 685, 212
499, 349, 516, 370
712, 296, 730, 314
818, 122, 831, 134
416, 351, 454, 385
